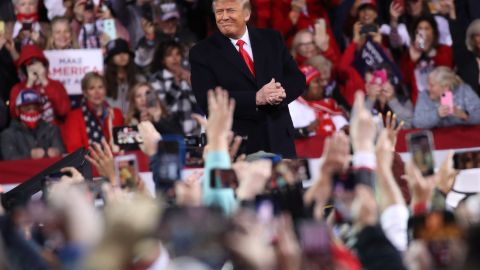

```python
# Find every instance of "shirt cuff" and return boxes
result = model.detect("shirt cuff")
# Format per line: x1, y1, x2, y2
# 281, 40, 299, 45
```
352, 151, 376, 170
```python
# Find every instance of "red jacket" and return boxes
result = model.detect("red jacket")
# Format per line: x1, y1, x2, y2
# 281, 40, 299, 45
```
337, 42, 368, 107
271, 0, 341, 62
61, 107, 124, 153
400, 45, 453, 104
10, 44, 71, 123
9, 79, 71, 122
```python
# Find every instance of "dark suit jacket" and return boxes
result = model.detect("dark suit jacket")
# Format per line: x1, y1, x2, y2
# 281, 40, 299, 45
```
189, 26, 306, 158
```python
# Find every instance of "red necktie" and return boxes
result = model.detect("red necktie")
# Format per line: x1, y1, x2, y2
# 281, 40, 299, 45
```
236, 39, 255, 78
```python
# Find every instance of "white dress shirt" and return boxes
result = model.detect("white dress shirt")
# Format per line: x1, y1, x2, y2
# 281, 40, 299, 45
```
229, 28, 254, 61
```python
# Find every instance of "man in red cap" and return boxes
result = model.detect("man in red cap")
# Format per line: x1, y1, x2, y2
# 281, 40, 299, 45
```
8, 44, 71, 125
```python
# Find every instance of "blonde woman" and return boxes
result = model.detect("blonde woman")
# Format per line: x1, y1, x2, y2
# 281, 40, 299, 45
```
62, 72, 124, 153
46, 16, 79, 50
413, 67, 480, 128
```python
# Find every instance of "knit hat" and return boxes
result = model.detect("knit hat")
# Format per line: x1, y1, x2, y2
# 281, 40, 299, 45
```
15, 89, 42, 107
105, 38, 134, 63
300, 65, 321, 85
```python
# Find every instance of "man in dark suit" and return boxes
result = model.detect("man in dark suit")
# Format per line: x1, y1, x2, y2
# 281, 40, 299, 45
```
189, 0, 306, 158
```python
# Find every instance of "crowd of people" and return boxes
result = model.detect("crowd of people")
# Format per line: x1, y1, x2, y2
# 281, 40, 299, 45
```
0, 0, 480, 269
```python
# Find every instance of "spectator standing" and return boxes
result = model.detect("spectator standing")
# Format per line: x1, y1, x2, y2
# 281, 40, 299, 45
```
12, 0, 48, 50
135, 1, 196, 74
9, 44, 71, 124
150, 40, 199, 135
104, 38, 139, 115
1, 89, 65, 160
45, 16, 80, 50
125, 82, 183, 135
62, 72, 124, 153
399, 15, 453, 104
451, 13, 480, 97
413, 67, 480, 128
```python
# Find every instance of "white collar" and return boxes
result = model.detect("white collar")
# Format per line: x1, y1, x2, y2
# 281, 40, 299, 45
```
229, 27, 251, 47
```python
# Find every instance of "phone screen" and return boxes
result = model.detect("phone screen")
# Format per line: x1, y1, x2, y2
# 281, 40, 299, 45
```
299, 221, 331, 259
440, 91, 454, 115
209, 169, 238, 189
103, 19, 117, 40
114, 154, 139, 190
453, 150, 480, 170
113, 126, 143, 151
156, 135, 185, 184
407, 131, 435, 176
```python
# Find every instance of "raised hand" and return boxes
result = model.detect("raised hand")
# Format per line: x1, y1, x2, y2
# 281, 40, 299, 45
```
350, 91, 376, 153
85, 138, 115, 183
206, 87, 235, 151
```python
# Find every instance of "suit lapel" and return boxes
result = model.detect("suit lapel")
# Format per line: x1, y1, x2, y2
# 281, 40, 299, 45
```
212, 31, 256, 85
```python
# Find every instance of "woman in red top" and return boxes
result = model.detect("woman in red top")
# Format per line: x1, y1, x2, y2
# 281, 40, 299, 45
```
62, 72, 124, 153
400, 15, 453, 104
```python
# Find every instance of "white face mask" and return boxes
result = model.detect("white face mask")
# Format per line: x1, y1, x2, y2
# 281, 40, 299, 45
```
84, 23, 94, 34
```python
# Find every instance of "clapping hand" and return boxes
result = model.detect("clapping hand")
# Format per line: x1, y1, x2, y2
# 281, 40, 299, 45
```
256, 78, 287, 106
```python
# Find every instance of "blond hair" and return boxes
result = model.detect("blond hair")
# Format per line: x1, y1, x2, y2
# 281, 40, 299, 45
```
212, 0, 251, 11
46, 16, 79, 50
429, 66, 463, 91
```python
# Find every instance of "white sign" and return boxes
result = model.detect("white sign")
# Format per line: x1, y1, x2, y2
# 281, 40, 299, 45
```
44, 49, 104, 95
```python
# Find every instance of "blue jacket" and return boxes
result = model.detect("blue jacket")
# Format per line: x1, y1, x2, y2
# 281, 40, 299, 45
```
413, 83, 480, 128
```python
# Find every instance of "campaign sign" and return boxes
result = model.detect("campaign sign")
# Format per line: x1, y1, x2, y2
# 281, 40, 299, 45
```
44, 49, 104, 95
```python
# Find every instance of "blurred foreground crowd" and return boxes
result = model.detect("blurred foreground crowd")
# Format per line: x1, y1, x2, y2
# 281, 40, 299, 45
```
1, 0, 480, 159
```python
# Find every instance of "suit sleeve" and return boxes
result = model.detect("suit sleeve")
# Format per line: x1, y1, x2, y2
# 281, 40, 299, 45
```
276, 31, 306, 106
189, 45, 258, 118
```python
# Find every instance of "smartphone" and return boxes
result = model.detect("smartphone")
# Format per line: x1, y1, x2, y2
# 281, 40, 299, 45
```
416, 31, 426, 50
360, 24, 378, 35
0, 21, 5, 35
103, 18, 117, 40
453, 150, 480, 170
315, 18, 326, 37
146, 90, 158, 108
22, 22, 32, 31
299, 221, 332, 259
209, 169, 238, 189
114, 154, 139, 190
113, 126, 143, 151
255, 194, 280, 219
156, 135, 186, 185
407, 131, 435, 176
440, 90, 454, 115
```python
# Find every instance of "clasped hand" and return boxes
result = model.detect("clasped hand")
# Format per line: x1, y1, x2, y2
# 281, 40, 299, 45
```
256, 78, 286, 106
